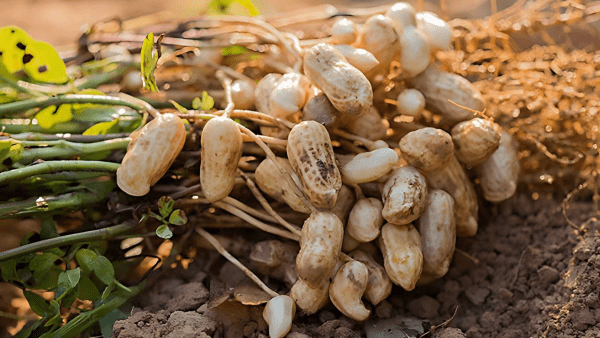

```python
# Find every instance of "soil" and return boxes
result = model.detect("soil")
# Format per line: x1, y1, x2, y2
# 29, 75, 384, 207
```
110, 193, 600, 338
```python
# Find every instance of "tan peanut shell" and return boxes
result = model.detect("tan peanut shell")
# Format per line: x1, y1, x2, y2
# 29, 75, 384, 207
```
346, 198, 385, 242
356, 15, 401, 77
255, 157, 311, 214
382, 166, 429, 225
287, 121, 342, 209
296, 211, 344, 288
476, 130, 519, 202
303, 43, 373, 117
349, 249, 393, 305
386, 2, 417, 29
417, 189, 456, 279
416, 11, 452, 51
289, 278, 330, 315
399, 26, 431, 77
302, 90, 340, 129
340, 148, 399, 185
399, 127, 454, 172
378, 222, 423, 291
342, 232, 362, 252
407, 64, 486, 123
329, 260, 371, 321
117, 113, 186, 196
263, 295, 295, 338
396, 88, 426, 118
341, 106, 388, 141
451, 118, 501, 167
230, 79, 256, 110
330, 17, 358, 45
333, 45, 380, 74
424, 156, 478, 237
331, 185, 356, 224
254, 73, 281, 116
269, 73, 312, 118
200, 116, 243, 202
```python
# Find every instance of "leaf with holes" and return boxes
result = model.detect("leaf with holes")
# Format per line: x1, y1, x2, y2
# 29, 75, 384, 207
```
158, 196, 175, 218
168, 209, 188, 226
22, 40, 68, 84
141, 33, 159, 92
156, 224, 173, 239
0, 139, 23, 171
82, 119, 120, 136
0, 26, 33, 74
35, 104, 73, 129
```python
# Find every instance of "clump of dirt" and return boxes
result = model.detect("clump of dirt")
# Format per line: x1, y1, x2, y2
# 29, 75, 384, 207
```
111, 194, 600, 337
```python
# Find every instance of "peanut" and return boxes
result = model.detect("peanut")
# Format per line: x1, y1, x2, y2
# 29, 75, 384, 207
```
269, 73, 312, 118
341, 106, 389, 141
386, 2, 417, 29
255, 157, 311, 214
200, 116, 243, 202
303, 43, 373, 117
302, 89, 340, 129
407, 64, 486, 124
378, 222, 423, 291
287, 121, 342, 209
399, 127, 454, 172
263, 295, 295, 338
255, 73, 282, 116
417, 189, 456, 279
296, 211, 344, 288
117, 113, 186, 196
476, 130, 519, 202
330, 17, 358, 45
346, 198, 385, 242
331, 185, 356, 224
289, 278, 330, 315
399, 26, 431, 77
382, 166, 429, 225
230, 79, 256, 110
416, 11, 452, 51
333, 45, 380, 74
396, 88, 425, 118
349, 249, 393, 305
356, 15, 401, 77
329, 260, 371, 321
451, 118, 501, 167
340, 148, 399, 185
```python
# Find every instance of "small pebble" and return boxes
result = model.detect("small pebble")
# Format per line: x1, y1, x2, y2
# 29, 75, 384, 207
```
537, 265, 560, 284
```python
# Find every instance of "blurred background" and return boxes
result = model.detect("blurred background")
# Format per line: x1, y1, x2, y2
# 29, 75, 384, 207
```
0, 0, 520, 46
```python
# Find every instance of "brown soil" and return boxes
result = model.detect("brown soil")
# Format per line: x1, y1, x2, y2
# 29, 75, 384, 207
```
110, 194, 600, 338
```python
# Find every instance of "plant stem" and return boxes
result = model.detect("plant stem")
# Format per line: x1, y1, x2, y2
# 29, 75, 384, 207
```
0, 221, 138, 262
0, 119, 89, 134
17, 138, 130, 164
0, 94, 144, 117
8, 132, 131, 143
0, 160, 119, 184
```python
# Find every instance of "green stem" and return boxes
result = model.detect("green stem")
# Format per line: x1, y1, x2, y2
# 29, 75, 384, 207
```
17, 138, 130, 164
0, 76, 44, 97
0, 94, 144, 116
8, 132, 131, 143
0, 221, 138, 262
0, 160, 119, 184
0, 119, 89, 134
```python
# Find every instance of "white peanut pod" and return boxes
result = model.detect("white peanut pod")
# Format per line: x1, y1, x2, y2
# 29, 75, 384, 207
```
386, 2, 417, 29
269, 73, 312, 118
399, 127, 454, 172
424, 156, 478, 237
289, 278, 330, 315
287, 121, 342, 209
476, 131, 520, 202
329, 260, 371, 321
451, 118, 502, 167
303, 43, 373, 117
230, 79, 256, 110
117, 113, 186, 196
416, 11, 453, 51
330, 17, 359, 45
346, 198, 385, 242
340, 148, 399, 185
263, 295, 296, 338
399, 26, 431, 77
255, 73, 282, 116
382, 166, 429, 225
378, 223, 423, 291
255, 157, 311, 214
396, 88, 425, 118
333, 45, 380, 74
417, 189, 456, 279
200, 116, 243, 202
296, 211, 344, 288
356, 15, 401, 77
342, 106, 389, 141
407, 64, 486, 124
349, 249, 392, 305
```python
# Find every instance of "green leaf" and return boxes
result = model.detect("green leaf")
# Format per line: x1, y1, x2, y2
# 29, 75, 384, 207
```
0, 139, 23, 171
60, 287, 78, 308
99, 307, 130, 338
100, 281, 116, 302
82, 119, 120, 135
22, 40, 68, 84
35, 104, 73, 129
0, 26, 34, 74
158, 196, 174, 218
75, 248, 98, 274
205, 0, 260, 16
29, 252, 61, 275
92, 255, 115, 285
0, 259, 17, 282
156, 224, 173, 239
140, 33, 159, 92
168, 209, 188, 226
61, 268, 81, 288
44, 300, 62, 327
221, 45, 248, 56
23, 290, 49, 317
39, 217, 59, 239
169, 100, 189, 114
192, 91, 215, 111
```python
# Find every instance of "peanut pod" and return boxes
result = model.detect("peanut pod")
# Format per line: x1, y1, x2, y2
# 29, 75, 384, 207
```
378, 222, 423, 291
382, 166, 429, 225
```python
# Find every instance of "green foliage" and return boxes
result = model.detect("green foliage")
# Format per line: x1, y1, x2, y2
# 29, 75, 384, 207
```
205, 0, 260, 16
140, 33, 160, 92
221, 45, 248, 56
192, 91, 215, 111
169, 99, 189, 114
150, 196, 187, 239
155, 224, 173, 239
0, 139, 23, 171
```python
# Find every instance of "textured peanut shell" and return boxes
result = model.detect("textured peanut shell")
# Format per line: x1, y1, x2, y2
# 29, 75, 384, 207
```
355, 15, 401, 78
378, 223, 423, 291
451, 118, 501, 167
255, 157, 311, 214
263, 295, 295, 338
254, 73, 281, 116
303, 43, 373, 117
333, 45, 380, 74
329, 260, 371, 321
476, 130, 519, 202
424, 156, 478, 237
407, 64, 486, 123
342, 106, 388, 141
346, 198, 385, 242
417, 189, 456, 279
296, 211, 344, 288
287, 121, 342, 209
302, 91, 340, 129
331, 185, 356, 224
289, 278, 330, 315
399, 127, 454, 172
117, 113, 186, 196
349, 249, 392, 305
341, 148, 398, 185
382, 166, 429, 225
200, 116, 243, 202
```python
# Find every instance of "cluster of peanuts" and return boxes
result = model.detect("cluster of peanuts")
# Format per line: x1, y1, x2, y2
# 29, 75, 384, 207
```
115, 3, 521, 337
